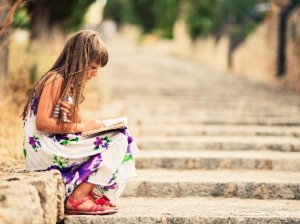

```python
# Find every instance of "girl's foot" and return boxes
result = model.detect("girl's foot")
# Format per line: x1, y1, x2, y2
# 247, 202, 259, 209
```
65, 195, 117, 215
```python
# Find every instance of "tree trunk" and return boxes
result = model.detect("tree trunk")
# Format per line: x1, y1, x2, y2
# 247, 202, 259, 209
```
0, 0, 10, 82
0, 32, 9, 81
29, 1, 51, 40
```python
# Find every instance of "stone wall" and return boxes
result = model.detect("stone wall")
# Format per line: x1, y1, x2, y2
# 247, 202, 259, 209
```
193, 37, 230, 72
122, 2, 300, 91
172, 20, 229, 72
170, 2, 300, 90
284, 5, 300, 90
231, 4, 280, 84
171, 11, 280, 84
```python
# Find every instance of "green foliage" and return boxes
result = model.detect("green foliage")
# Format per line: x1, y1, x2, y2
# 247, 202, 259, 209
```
13, 8, 30, 29
28, 0, 97, 32
153, 0, 181, 38
103, 0, 181, 39
185, 0, 269, 39
103, 0, 135, 26
103, 0, 270, 39
185, 0, 216, 38
130, 0, 156, 32
65, 0, 96, 31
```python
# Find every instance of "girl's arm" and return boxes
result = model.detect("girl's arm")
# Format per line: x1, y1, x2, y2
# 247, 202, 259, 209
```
60, 101, 82, 123
35, 73, 84, 133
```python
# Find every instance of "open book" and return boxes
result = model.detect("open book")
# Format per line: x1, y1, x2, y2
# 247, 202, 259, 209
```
81, 117, 128, 137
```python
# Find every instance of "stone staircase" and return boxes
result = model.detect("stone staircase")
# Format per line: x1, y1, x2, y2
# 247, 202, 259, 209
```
2, 35, 300, 224
65, 36, 300, 223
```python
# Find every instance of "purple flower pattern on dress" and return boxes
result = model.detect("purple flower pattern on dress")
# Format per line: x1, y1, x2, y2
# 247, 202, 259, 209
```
103, 182, 117, 192
48, 134, 69, 142
28, 135, 41, 151
31, 95, 39, 115
108, 170, 118, 185
93, 136, 111, 150
47, 133, 80, 145
47, 153, 103, 195
120, 127, 134, 163
48, 162, 81, 185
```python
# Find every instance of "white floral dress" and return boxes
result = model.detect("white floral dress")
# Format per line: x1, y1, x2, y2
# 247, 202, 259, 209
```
23, 94, 139, 203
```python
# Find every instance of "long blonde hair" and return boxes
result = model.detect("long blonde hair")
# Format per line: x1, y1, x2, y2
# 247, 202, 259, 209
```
20, 30, 109, 127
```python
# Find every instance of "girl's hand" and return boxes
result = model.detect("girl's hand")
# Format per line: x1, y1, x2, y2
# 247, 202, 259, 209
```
59, 101, 74, 121
81, 119, 105, 132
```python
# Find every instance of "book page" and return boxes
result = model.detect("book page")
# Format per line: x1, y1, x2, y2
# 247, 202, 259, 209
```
81, 117, 128, 137
101, 117, 128, 127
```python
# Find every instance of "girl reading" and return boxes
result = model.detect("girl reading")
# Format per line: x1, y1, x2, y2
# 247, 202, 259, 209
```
21, 30, 139, 215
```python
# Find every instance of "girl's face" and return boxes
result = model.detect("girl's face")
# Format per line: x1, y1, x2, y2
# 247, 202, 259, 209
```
84, 62, 100, 81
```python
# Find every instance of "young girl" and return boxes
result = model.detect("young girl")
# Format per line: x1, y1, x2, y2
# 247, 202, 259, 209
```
21, 30, 139, 215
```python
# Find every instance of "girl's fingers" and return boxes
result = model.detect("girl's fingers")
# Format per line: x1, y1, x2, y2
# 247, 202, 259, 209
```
60, 101, 72, 109
60, 101, 75, 120
60, 107, 72, 119
60, 107, 71, 114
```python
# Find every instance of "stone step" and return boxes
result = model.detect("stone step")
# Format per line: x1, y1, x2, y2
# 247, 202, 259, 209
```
123, 169, 300, 199
111, 102, 299, 113
110, 89, 300, 100
98, 111, 300, 125
64, 197, 300, 224
115, 103, 300, 111
113, 97, 297, 104
135, 150, 300, 171
122, 96, 299, 103
137, 136, 300, 151
124, 108, 299, 116
130, 124, 300, 137
99, 103, 300, 118
0, 164, 65, 224
127, 115, 300, 126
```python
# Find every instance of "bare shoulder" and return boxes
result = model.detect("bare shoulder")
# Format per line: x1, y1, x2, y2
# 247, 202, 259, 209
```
44, 71, 64, 87
39, 71, 64, 104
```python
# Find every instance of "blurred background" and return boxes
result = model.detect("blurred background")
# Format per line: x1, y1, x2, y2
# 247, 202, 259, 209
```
1, 0, 300, 161
2, 1, 300, 221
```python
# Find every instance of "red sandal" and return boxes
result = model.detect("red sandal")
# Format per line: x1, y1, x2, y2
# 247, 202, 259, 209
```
65, 195, 117, 215
89, 192, 118, 210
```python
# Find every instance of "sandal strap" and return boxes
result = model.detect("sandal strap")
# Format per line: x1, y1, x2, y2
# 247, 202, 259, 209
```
95, 198, 107, 205
67, 195, 93, 210
89, 192, 117, 207
88, 204, 103, 212
102, 195, 110, 201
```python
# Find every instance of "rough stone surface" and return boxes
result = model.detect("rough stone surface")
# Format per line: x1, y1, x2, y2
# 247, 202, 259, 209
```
129, 114, 300, 126
0, 181, 44, 224
130, 124, 300, 137
123, 169, 300, 199
64, 197, 300, 224
136, 150, 300, 171
0, 162, 65, 224
137, 136, 300, 151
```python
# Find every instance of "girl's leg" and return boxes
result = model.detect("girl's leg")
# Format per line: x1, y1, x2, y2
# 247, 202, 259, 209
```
71, 181, 94, 200
65, 182, 98, 211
